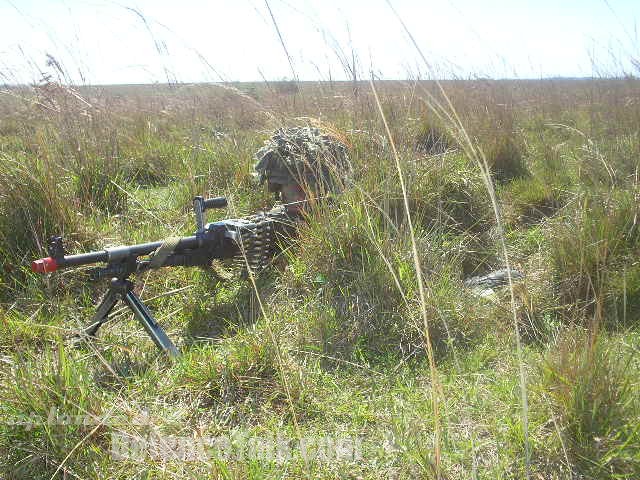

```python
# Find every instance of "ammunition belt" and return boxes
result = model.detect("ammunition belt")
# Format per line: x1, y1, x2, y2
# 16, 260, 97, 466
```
229, 207, 298, 275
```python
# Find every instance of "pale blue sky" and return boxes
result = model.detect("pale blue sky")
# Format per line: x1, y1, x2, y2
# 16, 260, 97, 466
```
0, 0, 638, 84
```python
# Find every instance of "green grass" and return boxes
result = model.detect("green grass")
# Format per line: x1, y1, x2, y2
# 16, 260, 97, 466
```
1, 78, 640, 478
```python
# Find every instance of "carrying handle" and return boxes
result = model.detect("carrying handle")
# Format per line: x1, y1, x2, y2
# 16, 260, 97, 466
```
202, 197, 227, 210
193, 196, 228, 233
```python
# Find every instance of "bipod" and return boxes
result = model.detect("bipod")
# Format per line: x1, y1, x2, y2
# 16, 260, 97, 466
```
81, 277, 179, 357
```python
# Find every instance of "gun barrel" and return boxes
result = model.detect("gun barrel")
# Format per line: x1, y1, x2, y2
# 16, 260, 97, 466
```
31, 236, 202, 274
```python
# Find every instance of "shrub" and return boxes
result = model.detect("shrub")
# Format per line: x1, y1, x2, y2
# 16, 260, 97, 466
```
413, 121, 452, 155
171, 332, 285, 408
74, 161, 128, 213
289, 200, 414, 358
282, 196, 491, 361
501, 177, 562, 225
371, 152, 494, 236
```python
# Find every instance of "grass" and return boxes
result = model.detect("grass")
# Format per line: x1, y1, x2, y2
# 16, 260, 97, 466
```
1, 77, 640, 478
540, 330, 640, 478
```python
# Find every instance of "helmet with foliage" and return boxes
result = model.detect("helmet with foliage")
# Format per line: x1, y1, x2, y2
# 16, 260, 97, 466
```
254, 125, 351, 195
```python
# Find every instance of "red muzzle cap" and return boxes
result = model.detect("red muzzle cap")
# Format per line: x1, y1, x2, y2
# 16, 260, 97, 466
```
32, 257, 58, 274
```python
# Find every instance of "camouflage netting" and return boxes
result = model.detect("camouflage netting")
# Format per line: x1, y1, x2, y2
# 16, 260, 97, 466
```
254, 126, 351, 194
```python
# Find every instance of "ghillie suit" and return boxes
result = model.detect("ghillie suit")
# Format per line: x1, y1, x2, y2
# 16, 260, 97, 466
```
254, 125, 352, 197
228, 125, 351, 276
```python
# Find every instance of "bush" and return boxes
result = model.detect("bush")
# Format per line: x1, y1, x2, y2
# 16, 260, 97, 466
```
282, 196, 492, 361
74, 161, 128, 213
371, 152, 494, 236
501, 177, 562, 225
413, 121, 452, 155
171, 331, 285, 408
289, 200, 415, 359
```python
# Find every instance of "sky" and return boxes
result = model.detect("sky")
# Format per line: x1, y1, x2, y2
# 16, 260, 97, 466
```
0, 0, 638, 85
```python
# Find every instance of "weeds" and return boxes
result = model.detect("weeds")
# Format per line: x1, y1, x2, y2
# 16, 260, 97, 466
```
0, 154, 85, 299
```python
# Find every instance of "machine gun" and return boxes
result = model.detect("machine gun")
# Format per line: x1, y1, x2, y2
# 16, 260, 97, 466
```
31, 196, 294, 357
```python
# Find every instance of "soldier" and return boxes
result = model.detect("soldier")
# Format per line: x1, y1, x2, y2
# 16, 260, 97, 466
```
253, 125, 352, 215
226, 125, 352, 275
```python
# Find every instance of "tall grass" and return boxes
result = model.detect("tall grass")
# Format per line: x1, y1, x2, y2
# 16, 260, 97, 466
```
541, 331, 639, 478
1, 73, 640, 477
549, 188, 640, 327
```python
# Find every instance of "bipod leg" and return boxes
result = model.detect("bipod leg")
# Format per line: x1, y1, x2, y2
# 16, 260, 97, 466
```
83, 287, 120, 337
123, 288, 179, 357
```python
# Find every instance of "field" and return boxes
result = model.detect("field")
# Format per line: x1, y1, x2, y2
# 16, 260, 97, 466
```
1, 76, 639, 478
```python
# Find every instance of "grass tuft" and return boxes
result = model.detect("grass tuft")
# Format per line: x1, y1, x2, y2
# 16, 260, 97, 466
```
548, 189, 640, 326
540, 331, 640, 477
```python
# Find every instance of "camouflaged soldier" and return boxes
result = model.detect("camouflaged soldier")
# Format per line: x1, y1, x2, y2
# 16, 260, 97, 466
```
227, 125, 351, 275
254, 125, 351, 214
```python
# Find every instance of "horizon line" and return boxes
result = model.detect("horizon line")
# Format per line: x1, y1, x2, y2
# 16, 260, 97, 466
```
2, 75, 638, 89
